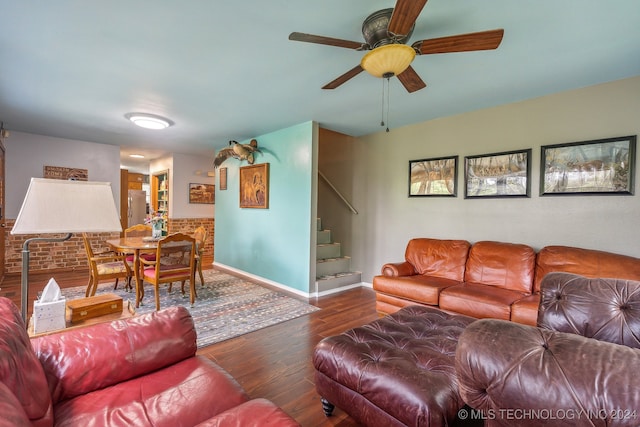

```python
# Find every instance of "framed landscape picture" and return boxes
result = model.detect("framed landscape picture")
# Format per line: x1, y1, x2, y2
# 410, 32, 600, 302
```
540, 135, 636, 196
240, 163, 269, 208
464, 149, 531, 198
189, 183, 215, 204
409, 155, 458, 197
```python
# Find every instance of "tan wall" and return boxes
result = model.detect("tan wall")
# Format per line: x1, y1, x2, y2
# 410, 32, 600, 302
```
317, 128, 357, 257
350, 76, 640, 283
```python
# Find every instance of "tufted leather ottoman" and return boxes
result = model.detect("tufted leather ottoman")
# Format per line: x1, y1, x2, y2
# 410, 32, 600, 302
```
313, 305, 477, 427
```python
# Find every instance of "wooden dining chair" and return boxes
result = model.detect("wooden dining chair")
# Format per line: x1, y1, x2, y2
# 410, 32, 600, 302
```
82, 233, 132, 297
123, 224, 156, 290
139, 233, 196, 311
124, 223, 152, 238
193, 225, 208, 286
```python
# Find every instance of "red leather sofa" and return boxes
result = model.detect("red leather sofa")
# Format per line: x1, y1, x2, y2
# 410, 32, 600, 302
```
373, 238, 640, 325
456, 272, 640, 426
0, 297, 299, 427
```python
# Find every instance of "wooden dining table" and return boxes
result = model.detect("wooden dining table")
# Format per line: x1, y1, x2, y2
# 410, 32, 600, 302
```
105, 236, 163, 308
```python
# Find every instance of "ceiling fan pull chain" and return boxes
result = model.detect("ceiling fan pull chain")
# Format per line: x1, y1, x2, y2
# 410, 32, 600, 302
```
380, 78, 385, 127
385, 76, 390, 132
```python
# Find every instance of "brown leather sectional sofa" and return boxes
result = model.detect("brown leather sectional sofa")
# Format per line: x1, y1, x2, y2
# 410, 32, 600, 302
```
373, 238, 640, 325
315, 271, 640, 426
456, 272, 640, 426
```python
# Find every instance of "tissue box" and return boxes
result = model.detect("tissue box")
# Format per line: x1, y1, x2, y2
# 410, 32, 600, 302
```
32, 297, 67, 334
66, 293, 123, 323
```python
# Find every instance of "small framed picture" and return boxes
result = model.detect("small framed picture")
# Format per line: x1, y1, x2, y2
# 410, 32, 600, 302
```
465, 149, 531, 198
409, 155, 458, 197
189, 183, 215, 204
540, 135, 636, 196
219, 167, 228, 191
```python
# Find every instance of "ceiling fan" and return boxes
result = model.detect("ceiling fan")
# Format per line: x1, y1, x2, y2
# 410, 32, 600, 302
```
289, 0, 504, 93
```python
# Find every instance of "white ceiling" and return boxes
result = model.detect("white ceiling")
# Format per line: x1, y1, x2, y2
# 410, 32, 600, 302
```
1, 1, 639, 173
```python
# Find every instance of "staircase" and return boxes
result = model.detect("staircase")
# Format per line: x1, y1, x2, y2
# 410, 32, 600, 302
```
315, 218, 361, 294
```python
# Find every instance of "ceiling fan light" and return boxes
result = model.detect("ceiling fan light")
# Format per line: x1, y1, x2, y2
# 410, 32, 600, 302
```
125, 113, 173, 130
360, 44, 416, 78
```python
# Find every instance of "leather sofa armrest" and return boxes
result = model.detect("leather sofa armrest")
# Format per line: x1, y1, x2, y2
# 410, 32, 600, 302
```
381, 261, 416, 277
0, 382, 31, 427
31, 305, 197, 404
456, 319, 640, 427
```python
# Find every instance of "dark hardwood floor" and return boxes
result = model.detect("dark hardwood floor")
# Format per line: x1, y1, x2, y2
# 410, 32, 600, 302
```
0, 268, 380, 427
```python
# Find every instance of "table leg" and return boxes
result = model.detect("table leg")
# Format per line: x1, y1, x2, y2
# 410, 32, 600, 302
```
134, 249, 143, 308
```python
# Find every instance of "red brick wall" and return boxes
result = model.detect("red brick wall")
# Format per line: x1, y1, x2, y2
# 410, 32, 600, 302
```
5, 219, 120, 274
5, 217, 215, 274
167, 218, 215, 264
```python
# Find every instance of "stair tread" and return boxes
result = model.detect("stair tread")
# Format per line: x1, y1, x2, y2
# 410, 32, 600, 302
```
317, 256, 350, 263
317, 271, 361, 280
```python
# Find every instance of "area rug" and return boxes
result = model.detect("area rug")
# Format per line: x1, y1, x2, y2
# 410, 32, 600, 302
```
61, 270, 320, 348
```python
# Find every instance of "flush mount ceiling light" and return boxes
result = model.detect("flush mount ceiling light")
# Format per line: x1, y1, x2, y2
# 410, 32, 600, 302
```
125, 113, 173, 130
129, 154, 145, 159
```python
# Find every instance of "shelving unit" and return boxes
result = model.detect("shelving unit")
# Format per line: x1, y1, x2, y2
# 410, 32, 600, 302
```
151, 170, 169, 235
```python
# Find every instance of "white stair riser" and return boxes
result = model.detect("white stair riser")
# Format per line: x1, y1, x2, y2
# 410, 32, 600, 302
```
317, 243, 341, 259
316, 257, 351, 277
316, 272, 362, 292
317, 229, 332, 244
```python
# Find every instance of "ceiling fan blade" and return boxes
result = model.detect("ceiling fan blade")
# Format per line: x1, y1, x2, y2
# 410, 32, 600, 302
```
322, 65, 364, 90
289, 32, 366, 50
397, 66, 427, 93
412, 29, 504, 54
388, 0, 429, 37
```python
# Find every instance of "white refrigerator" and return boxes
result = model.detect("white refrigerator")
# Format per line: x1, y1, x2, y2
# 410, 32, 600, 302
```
127, 190, 147, 226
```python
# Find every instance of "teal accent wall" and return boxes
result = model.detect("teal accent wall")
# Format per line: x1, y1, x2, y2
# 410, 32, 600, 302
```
214, 121, 317, 293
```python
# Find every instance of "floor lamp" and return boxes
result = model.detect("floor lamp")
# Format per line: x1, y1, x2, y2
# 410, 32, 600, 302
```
10, 178, 123, 324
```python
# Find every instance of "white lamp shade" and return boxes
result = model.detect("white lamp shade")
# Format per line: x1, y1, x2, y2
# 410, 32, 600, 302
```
11, 178, 122, 234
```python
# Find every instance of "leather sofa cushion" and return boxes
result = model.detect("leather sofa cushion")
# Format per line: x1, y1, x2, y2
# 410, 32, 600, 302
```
373, 274, 461, 306
0, 297, 52, 426
464, 241, 536, 293
534, 245, 640, 291
538, 272, 640, 348
456, 318, 640, 427
509, 294, 539, 325
439, 282, 526, 320
52, 356, 249, 427
31, 305, 197, 404
404, 238, 470, 281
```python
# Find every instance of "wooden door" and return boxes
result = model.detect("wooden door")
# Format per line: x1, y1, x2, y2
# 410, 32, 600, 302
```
0, 139, 5, 282
119, 169, 129, 233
